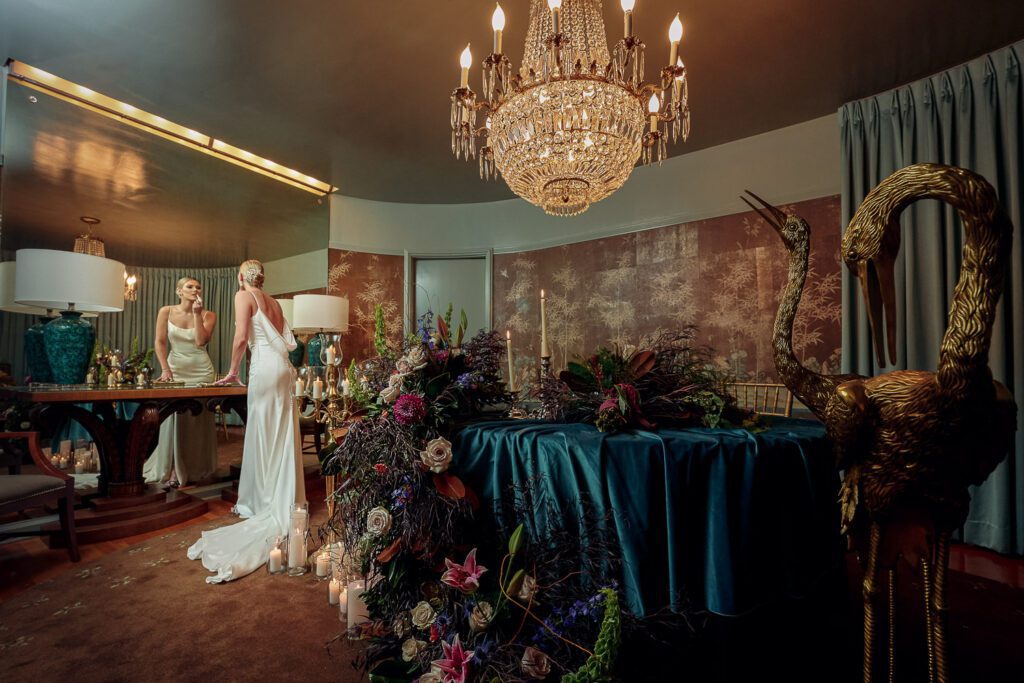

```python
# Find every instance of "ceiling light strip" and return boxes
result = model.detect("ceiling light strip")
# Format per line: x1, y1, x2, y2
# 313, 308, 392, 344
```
5, 60, 334, 196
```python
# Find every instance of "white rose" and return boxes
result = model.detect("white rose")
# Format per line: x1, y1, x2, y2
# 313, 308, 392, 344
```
469, 601, 493, 633
365, 507, 392, 536
392, 616, 411, 638
380, 384, 401, 404
417, 668, 444, 683
517, 574, 537, 602
396, 358, 413, 374
410, 601, 436, 629
401, 638, 427, 662
521, 646, 552, 679
419, 437, 453, 474
407, 345, 428, 370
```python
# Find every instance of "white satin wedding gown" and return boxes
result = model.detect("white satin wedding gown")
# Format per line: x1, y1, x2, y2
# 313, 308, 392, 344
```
143, 321, 217, 484
187, 292, 306, 583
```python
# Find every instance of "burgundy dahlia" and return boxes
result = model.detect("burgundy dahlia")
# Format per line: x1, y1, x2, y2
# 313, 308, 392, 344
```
393, 394, 427, 425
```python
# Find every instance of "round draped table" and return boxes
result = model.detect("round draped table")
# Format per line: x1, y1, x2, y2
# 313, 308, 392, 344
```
454, 417, 843, 617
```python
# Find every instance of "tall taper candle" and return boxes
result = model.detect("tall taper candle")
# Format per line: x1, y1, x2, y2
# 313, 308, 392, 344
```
540, 290, 550, 358
506, 330, 515, 392
492, 4, 505, 54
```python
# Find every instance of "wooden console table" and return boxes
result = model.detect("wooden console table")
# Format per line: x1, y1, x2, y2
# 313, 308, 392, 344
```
1, 385, 247, 545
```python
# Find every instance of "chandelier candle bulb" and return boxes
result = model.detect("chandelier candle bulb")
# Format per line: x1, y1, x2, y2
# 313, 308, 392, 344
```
459, 45, 472, 87
622, 0, 635, 37
668, 14, 683, 66
648, 93, 660, 131
548, 0, 561, 34
492, 4, 505, 54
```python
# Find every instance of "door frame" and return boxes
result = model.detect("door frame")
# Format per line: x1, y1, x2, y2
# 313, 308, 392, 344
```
403, 250, 493, 337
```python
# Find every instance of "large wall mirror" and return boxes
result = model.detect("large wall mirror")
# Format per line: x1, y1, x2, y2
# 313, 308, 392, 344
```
0, 67, 330, 380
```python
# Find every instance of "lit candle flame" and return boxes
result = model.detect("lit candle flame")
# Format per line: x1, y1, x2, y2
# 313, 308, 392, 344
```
648, 94, 660, 113
460, 45, 473, 69
620, 0, 636, 11
669, 14, 683, 42
492, 3, 505, 31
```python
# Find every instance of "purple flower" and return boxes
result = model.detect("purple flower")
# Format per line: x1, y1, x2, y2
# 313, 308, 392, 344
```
394, 394, 427, 425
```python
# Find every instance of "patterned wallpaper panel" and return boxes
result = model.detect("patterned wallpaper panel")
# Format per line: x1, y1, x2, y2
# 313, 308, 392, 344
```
326, 249, 405, 363
493, 195, 843, 389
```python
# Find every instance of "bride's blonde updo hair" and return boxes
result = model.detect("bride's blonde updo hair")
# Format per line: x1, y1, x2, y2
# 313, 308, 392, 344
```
239, 259, 265, 288
176, 276, 199, 295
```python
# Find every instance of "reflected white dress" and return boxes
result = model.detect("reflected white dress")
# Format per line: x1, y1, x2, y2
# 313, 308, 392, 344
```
187, 293, 306, 583
143, 321, 217, 484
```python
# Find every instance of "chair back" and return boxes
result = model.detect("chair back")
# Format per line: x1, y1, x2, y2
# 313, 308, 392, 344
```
728, 382, 794, 418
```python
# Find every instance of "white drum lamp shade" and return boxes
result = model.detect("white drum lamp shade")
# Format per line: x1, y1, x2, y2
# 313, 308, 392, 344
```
276, 298, 295, 329
15, 249, 125, 312
0, 261, 49, 315
292, 294, 349, 332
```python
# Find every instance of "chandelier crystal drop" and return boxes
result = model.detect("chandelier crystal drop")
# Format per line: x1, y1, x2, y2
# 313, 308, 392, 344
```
450, 0, 690, 217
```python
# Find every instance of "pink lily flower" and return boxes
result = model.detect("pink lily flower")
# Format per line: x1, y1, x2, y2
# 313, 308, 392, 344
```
440, 548, 487, 594
431, 634, 475, 683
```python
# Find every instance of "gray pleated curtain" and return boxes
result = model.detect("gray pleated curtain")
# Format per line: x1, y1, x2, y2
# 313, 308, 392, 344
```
840, 40, 1023, 554
1, 264, 244, 383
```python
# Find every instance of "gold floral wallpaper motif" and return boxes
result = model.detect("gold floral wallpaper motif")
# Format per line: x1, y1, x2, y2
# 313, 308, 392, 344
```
326, 249, 405, 363
493, 195, 843, 390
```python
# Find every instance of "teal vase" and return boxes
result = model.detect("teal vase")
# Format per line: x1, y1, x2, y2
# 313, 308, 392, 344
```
42, 311, 96, 385
289, 338, 305, 368
306, 334, 324, 367
24, 316, 54, 383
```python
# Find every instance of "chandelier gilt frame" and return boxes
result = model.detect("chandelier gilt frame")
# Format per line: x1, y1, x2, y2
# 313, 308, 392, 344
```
450, 0, 689, 216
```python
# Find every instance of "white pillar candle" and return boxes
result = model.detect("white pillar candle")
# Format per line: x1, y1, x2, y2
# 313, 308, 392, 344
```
295, 378, 304, 397
107, 373, 116, 387
325, 346, 336, 365
341, 378, 350, 396
74, 460, 85, 474
268, 547, 283, 573
328, 578, 341, 605
347, 580, 369, 629
312, 378, 323, 400
316, 552, 331, 577
338, 587, 349, 618
287, 530, 305, 568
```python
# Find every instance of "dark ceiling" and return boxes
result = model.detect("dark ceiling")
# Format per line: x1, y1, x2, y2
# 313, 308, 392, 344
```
1, 0, 1023, 209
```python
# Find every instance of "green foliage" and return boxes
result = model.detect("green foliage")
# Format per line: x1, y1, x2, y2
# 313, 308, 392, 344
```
561, 588, 622, 683
374, 304, 392, 359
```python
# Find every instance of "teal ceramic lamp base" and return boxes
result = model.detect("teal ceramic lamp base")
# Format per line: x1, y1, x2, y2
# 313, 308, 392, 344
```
42, 310, 96, 385
306, 333, 324, 367
289, 338, 306, 368
24, 316, 54, 383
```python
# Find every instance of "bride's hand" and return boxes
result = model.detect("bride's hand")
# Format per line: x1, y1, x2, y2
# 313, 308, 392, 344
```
157, 369, 174, 382
213, 372, 242, 386
192, 296, 204, 315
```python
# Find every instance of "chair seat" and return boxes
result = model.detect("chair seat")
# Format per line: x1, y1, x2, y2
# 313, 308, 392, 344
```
0, 474, 66, 506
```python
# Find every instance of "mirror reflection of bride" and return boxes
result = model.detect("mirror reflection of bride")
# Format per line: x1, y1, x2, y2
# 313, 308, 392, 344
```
143, 276, 218, 487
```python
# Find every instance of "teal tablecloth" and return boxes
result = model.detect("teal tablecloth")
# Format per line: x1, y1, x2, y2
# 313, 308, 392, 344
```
453, 418, 842, 618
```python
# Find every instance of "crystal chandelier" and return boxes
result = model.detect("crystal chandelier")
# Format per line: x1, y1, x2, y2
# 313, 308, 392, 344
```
450, 0, 690, 217
70, 216, 139, 301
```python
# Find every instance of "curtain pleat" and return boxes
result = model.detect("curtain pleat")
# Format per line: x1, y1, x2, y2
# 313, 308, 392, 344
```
839, 40, 1024, 555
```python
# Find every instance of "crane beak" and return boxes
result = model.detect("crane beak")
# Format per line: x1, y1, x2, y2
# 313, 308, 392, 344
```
741, 190, 787, 231
854, 254, 898, 367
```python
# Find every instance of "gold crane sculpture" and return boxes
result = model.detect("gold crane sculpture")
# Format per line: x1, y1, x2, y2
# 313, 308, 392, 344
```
837, 163, 1017, 682
739, 191, 863, 423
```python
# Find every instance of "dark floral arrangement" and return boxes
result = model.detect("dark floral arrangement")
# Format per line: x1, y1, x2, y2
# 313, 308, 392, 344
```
321, 307, 635, 682
539, 328, 758, 433
89, 337, 154, 385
